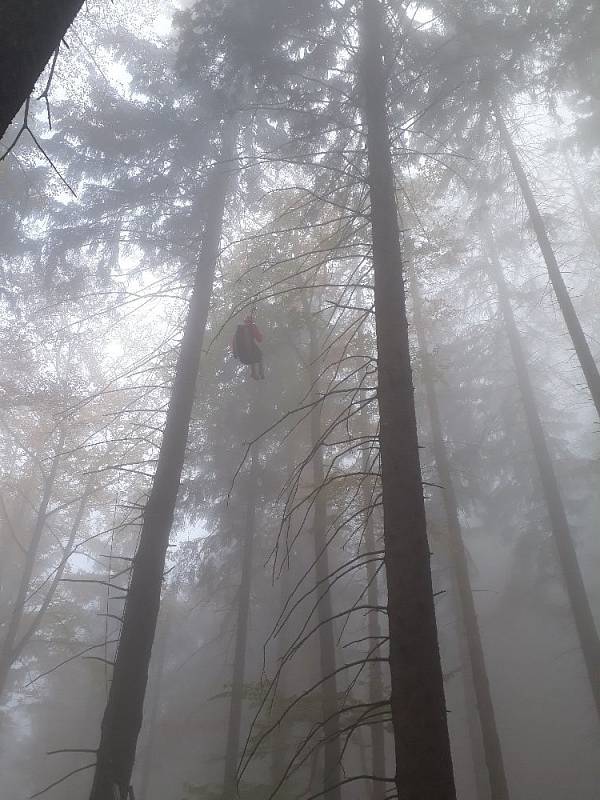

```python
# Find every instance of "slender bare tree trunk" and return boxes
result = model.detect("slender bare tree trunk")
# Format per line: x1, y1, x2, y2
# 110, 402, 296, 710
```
359, 396, 386, 800
89, 119, 238, 800
0, 1, 86, 140
10, 479, 91, 666
270, 562, 292, 787
0, 428, 65, 699
359, 2, 456, 797
494, 108, 600, 417
410, 269, 510, 800
222, 448, 259, 799
271, 439, 296, 788
481, 215, 600, 720
458, 620, 493, 800
307, 317, 342, 800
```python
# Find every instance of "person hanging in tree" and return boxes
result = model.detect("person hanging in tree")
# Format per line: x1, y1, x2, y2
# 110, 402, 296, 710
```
232, 315, 265, 380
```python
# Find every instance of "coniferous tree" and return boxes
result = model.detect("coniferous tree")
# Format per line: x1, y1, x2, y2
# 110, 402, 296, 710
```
89, 116, 239, 799
492, 108, 600, 418
360, 1, 455, 796
480, 208, 600, 719
0, 1, 86, 139
410, 262, 510, 800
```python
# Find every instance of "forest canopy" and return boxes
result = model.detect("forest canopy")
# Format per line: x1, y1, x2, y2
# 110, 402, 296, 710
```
0, 2, 599, 799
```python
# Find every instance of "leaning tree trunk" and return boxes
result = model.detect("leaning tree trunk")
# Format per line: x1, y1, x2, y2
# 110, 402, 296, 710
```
494, 107, 600, 418
0, 428, 65, 699
481, 215, 600, 720
307, 317, 342, 800
0, 1, 86, 140
89, 119, 238, 800
410, 269, 510, 800
222, 447, 259, 800
359, 2, 456, 797
560, 143, 600, 258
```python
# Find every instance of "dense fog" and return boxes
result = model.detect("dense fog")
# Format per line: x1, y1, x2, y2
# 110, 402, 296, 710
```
0, 2, 599, 799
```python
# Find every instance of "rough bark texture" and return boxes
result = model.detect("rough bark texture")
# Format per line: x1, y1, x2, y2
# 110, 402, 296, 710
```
308, 319, 342, 800
0, 1, 86, 140
482, 217, 600, 721
89, 120, 237, 800
411, 270, 510, 800
495, 108, 600, 418
222, 448, 258, 799
360, 2, 456, 797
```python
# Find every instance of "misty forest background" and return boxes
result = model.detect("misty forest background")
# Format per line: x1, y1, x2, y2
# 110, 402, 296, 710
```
1, 1, 600, 799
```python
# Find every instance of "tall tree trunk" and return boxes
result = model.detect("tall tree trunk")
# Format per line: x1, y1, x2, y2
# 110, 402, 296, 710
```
308, 318, 342, 800
0, 428, 65, 699
360, 396, 386, 800
481, 214, 600, 720
359, 2, 456, 798
410, 269, 510, 800
89, 119, 238, 800
494, 108, 600, 418
222, 447, 259, 799
0, 1, 86, 140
